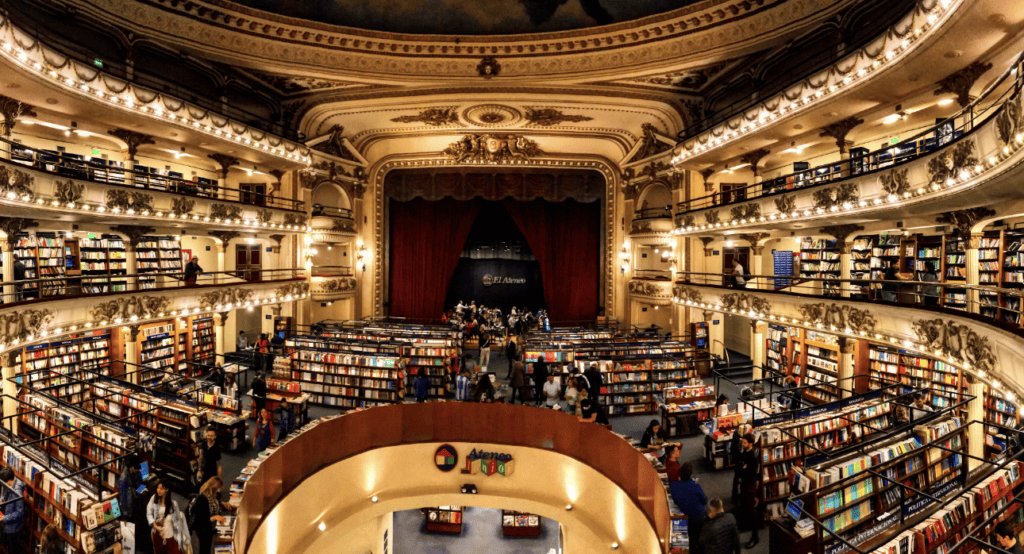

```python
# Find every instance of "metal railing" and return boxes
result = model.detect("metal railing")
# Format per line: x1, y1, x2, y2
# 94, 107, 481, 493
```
673, 270, 1024, 329
634, 206, 673, 220
2, 137, 305, 211
675, 49, 1024, 214
311, 204, 355, 220
0, 268, 306, 307
311, 266, 354, 277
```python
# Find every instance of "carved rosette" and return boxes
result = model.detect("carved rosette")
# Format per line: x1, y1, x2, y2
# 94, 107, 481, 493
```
106, 190, 154, 213
88, 296, 171, 324
912, 319, 996, 374
209, 204, 243, 221
798, 303, 877, 333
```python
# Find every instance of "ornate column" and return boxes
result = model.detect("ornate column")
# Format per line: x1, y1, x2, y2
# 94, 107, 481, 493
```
123, 325, 140, 385
208, 154, 240, 199
740, 149, 770, 198
741, 233, 769, 289
0, 96, 36, 161
704, 310, 724, 359
111, 225, 154, 291
838, 337, 855, 399
819, 117, 864, 178
750, 320, 767, 381
108, 130, 155, 188
210, 231, 240, 284
822, 224, 864, 298
268, 169, 285, 201
935, 61, 994, 129
967, 380, 985, 472
1, 352, 17, 433
215, 312, 229, 365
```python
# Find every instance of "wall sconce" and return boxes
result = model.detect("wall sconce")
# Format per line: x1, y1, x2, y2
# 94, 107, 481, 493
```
356, 239, 369, 272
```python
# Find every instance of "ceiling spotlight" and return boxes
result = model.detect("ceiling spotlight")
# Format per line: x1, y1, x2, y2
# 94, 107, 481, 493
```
371, 496, 378, 503
318, 522, 326, 531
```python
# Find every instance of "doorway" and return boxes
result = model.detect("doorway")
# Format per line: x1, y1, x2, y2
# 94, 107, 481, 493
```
235, 244, 262, 282
721, 247, 750, 287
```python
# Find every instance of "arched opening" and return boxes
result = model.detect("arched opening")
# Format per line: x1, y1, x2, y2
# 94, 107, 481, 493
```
638, 182, 672, 211
312, 181, 352, 213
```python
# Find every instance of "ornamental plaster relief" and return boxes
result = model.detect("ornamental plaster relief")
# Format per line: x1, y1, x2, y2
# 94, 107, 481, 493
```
65, 0, 845, 80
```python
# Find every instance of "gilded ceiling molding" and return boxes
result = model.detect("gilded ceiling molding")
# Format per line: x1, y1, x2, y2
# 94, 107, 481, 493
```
935, 61, 994, 108
461, 105, 524, 128
798, 303, 876, 333
442, 134, 542, 164
912, 318, 996, 374
107, 129, 155, 159
369, 154, 618, 317
311, 125, 359, 161
935, 207, 996, 236
626, 124, 672, 164
390, 108, 460, 126
524, 108, 594, 127
89, 296, 171, 325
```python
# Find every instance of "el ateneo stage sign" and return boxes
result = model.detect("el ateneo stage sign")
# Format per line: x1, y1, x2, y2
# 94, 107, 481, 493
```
482, 274, 527, 286
446, 258, 543, 310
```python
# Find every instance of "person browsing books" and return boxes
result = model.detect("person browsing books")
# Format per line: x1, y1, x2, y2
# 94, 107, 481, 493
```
639, 419, 680, 453
696, 498, 740, 554
664, 445, 682, 482
455, 370, 472, 402
542, 374, 561, 408
0, 467, 25, 553
414, 372, 432, 402
736, 433, 761, 549
994, 522, 1024, 554
670, 462, 708, 547
117, 454, 144, 542
192, 476, 236, 554
199, 428, 222, 486
147, 479, 191, 554
510, 361, 527, 404
254, 408, 274, 452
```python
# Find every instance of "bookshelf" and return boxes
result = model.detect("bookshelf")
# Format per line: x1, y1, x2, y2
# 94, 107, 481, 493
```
767, 324, 789, 377
405, 343, 453, 400
137, 235, 182, 289
14, 232, 40, 299
942, 236, 966, 310
865, 344, 965, 410
851, 236, 874, 294
978, 231, 1002, 320
800, 238, 840, 295
661, 385, 716, 437
651, 358, 702, 388
605, 360, 655, 415
1003, 229, 1024, 325
140, 322, 177, 386
805, 344, 840, 404
79, 234, 129, 294
287, 342, 404, 409
501, 510, 542, 537
37, 232, 66, 297
192, 316, 216, 369
424, 506, 464, 534
983, 386, 1018, 460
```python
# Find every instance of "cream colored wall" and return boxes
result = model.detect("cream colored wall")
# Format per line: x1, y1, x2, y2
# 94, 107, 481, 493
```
631, 302, 672, 332
247, 442, 664, 554
760, 237, 801, 277
722, 313, 751, 358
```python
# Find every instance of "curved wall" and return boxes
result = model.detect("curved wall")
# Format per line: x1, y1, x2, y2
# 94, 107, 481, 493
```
234, 403, 671, 554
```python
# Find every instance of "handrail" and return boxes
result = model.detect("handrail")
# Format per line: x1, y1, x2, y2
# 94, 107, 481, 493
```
310, 266, 354, 277
1, 137, 305, 211
675, 48, 1024, 215
311, 204, 354, 219
633, 207, 672, 220
0, 268, 307, 307
676, 0, 919, 141
232, 403, 671, 554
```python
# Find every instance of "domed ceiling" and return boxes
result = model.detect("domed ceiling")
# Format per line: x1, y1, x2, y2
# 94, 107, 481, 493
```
217, 0, 704, 35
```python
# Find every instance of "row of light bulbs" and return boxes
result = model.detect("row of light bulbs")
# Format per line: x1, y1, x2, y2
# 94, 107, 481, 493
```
0, 293, 309, 355
0, 39, 311, 165
672, 296, 1014, 401
1, 192, 312, 232
672, 142, 1013, 235
670, 0, 952, 167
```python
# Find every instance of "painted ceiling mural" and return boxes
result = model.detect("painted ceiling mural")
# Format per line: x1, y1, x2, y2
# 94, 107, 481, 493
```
222, 0, 703, 35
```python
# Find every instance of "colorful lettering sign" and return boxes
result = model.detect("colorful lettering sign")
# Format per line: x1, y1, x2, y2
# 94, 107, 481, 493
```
434, 444, 458, 472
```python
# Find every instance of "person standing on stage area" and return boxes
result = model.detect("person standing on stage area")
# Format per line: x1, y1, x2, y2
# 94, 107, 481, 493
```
736, 432, 761, 549
479, 326, 492, 371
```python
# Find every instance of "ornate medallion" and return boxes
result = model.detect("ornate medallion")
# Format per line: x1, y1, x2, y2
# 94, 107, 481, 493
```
462, 105, 523, 128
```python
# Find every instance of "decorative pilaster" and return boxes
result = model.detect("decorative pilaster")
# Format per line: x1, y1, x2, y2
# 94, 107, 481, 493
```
123, 325, 141, 385
821, 224, 864, 298
0, 95, 36, 161
268, 169, 285, 197
698, 237, 714, 258
210, 231, 240, 284
215, 312, 229, 364
751, 320, 767, 380
965, 234, 981, 314
820, 117, 864, 177
699, 168, 715, 193
838, 337, 855, 399
935, 61, 994, 108
741, 233, 769, 289
108, 129, 155, 187
209, 154, 240, 199
967, 380, 985, 471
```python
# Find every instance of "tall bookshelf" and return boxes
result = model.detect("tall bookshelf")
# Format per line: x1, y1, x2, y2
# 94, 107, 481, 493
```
942, 235, 966, 310
651, 358, 702, 390
137, 235, 182, 289
289, 348, 403, 409
79, 234, 128, 294
767, 324, 789, 377
14, 233, 40, 299
140, 322, 177, 386
800, 238, 840, 295
604, 360, 655, 415
37, 232, 66, 297
979, 232, 1002, 320
865, 344, 965, 410
17, 331, 112, 404
1002, 229, 1024, 325
192, 316, 216, 370
405, 343, 452, 400
804, 344, 840, 404
984, 386, 1018, 460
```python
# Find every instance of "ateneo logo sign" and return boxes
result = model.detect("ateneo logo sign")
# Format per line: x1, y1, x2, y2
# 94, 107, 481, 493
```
460, 448, 514, 477
434, 444, 458, 472
482, 274, 527, 287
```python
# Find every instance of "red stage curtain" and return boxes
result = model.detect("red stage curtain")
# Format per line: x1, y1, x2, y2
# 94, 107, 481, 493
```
503, 199, 600, 323
389, 198, 480, 320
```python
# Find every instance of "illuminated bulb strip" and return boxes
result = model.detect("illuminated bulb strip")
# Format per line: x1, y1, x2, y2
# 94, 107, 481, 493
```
0, 30, 311, 164
670, 0, 960, 166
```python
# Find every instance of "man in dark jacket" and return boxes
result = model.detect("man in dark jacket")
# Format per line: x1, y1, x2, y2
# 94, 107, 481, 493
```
697, 497, 740, 554
12, 259, 25, 301
505, 339, 518, 378
584, 362, 603, 401
184, 256, 203, 286
532, 359, 548, 406
736, 433, 761, 549
670, 462, 707, 549
0, 467, 25, 554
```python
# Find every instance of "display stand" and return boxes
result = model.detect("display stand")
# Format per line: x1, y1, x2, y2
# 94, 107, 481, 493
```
661, 385, 715, 437
501, 510, 541, 537
424, 506, 464, 534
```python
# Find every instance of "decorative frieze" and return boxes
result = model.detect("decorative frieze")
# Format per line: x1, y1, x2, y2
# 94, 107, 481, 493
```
912, 318, 996, 374
879, 168, 910, 197
390, 108, 460, 126
106, 190, 154, 213
811, 183, 858, 210
0, 165, 35, 200
210, 204, 244, 221
704, 210, 720, 225
89, 296, 169, 324
0, 309, 52, 344
720, 293, 771, 316
672, 286, 704, 304
199, 288, 256, 309
730, 204, 761, 221
928, 140, 978, 186
798, 303, 877, 333
442, 134, 542, 163
54, 180, 84, 205
524, 108, 593, 127
773, 194, 795, 214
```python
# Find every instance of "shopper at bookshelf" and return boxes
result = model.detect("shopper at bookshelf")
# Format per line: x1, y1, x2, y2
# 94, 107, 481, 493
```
474, 374, 496, 403
117, 454, 143, 539
542, 374, 561, 408
730, 423, 750, 501
509, 361, 527, 404
504, 338, 518, 374
184, 257, 203, 286
563, 377, 580, 414
670, 462, 707, 541
572, 367, 590, 395
199, 428, 222, 486
736, 433, 761, 549
455, 370, 472, 401
714, 394, 729, 417
881, 261, 905, 302
414, 371, 432, 402
920, 261, 941, 306
479, 328, 492, 370
532, 358, 549, 406
696, 498, 740, 554
255, 333, 271, 373
251, 371, 267, 416
911, 392, 933, 421
12, 259, 25, 301
664, 445, 682, 482
639, 419, 679, 451
994, 522, 1024, 554
193, 476, 236, 554
254, 408, 274, 452
148, 479, 191, 554
584, 362, 603, 401
0, 466, 25, 553
38, 524, 62, 554
577, 389, 609, 425
236, 331, 248, 352
224, 375, 238, 400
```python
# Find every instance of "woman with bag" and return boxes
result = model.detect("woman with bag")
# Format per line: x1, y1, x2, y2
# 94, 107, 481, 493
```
147, 480, 192, 554
193, 476, 235, 554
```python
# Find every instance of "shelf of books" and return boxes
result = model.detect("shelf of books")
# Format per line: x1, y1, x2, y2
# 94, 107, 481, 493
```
18, 331, 113, 405
804, 344, 841, 405
661, 385, 716, 437
767, 324, 790, 380
405, 343, 454, 400
850, 236, 873, 288
137, 235, 182, 289
424, 506, 464, 534
1003, 229, 1024, 325
502, 510, 542, 537
139, 322, 177, 386
192, 317, 216, 369
79, 234, 128, 294
800, 238, 840, 295
942, 236, 967, 310
760, 397, 894, 518
603, 359, 656, 415
983, 386, 1018, 460
793, 416, 966, 554
979, 232, 1002, 320
865, 345, 965, 410
14, 232, 40, 299
1, 443, 125, 554
287, 340, 404, 409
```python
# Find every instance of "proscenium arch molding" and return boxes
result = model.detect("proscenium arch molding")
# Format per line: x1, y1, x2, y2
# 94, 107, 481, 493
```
369, 153, 620, 318
233, 404, 671, 554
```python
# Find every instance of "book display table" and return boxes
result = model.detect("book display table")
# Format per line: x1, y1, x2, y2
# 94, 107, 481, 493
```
424, 506, 464, 534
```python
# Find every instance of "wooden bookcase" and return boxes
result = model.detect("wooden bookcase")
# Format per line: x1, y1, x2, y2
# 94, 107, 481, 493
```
661, 385, 716, 437
865, 344, 966, 411
285, 337, 404, 409
942, 235, 967, 310
424, 506, 463, 534
978, 231, 1002, 320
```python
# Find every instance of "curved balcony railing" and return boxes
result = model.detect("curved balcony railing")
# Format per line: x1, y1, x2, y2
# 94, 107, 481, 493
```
678, 0, 919, 141
673, 270, 1024, 334
633, 206, 672, 220
233, 403, 671, 554
311, 204, 354, 219
675, 49, 1024, 216
0, 268, 306, 307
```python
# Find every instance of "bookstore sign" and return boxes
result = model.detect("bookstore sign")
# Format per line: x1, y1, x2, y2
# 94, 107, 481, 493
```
482, 274, 527, 287
435, 445, 514, 476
